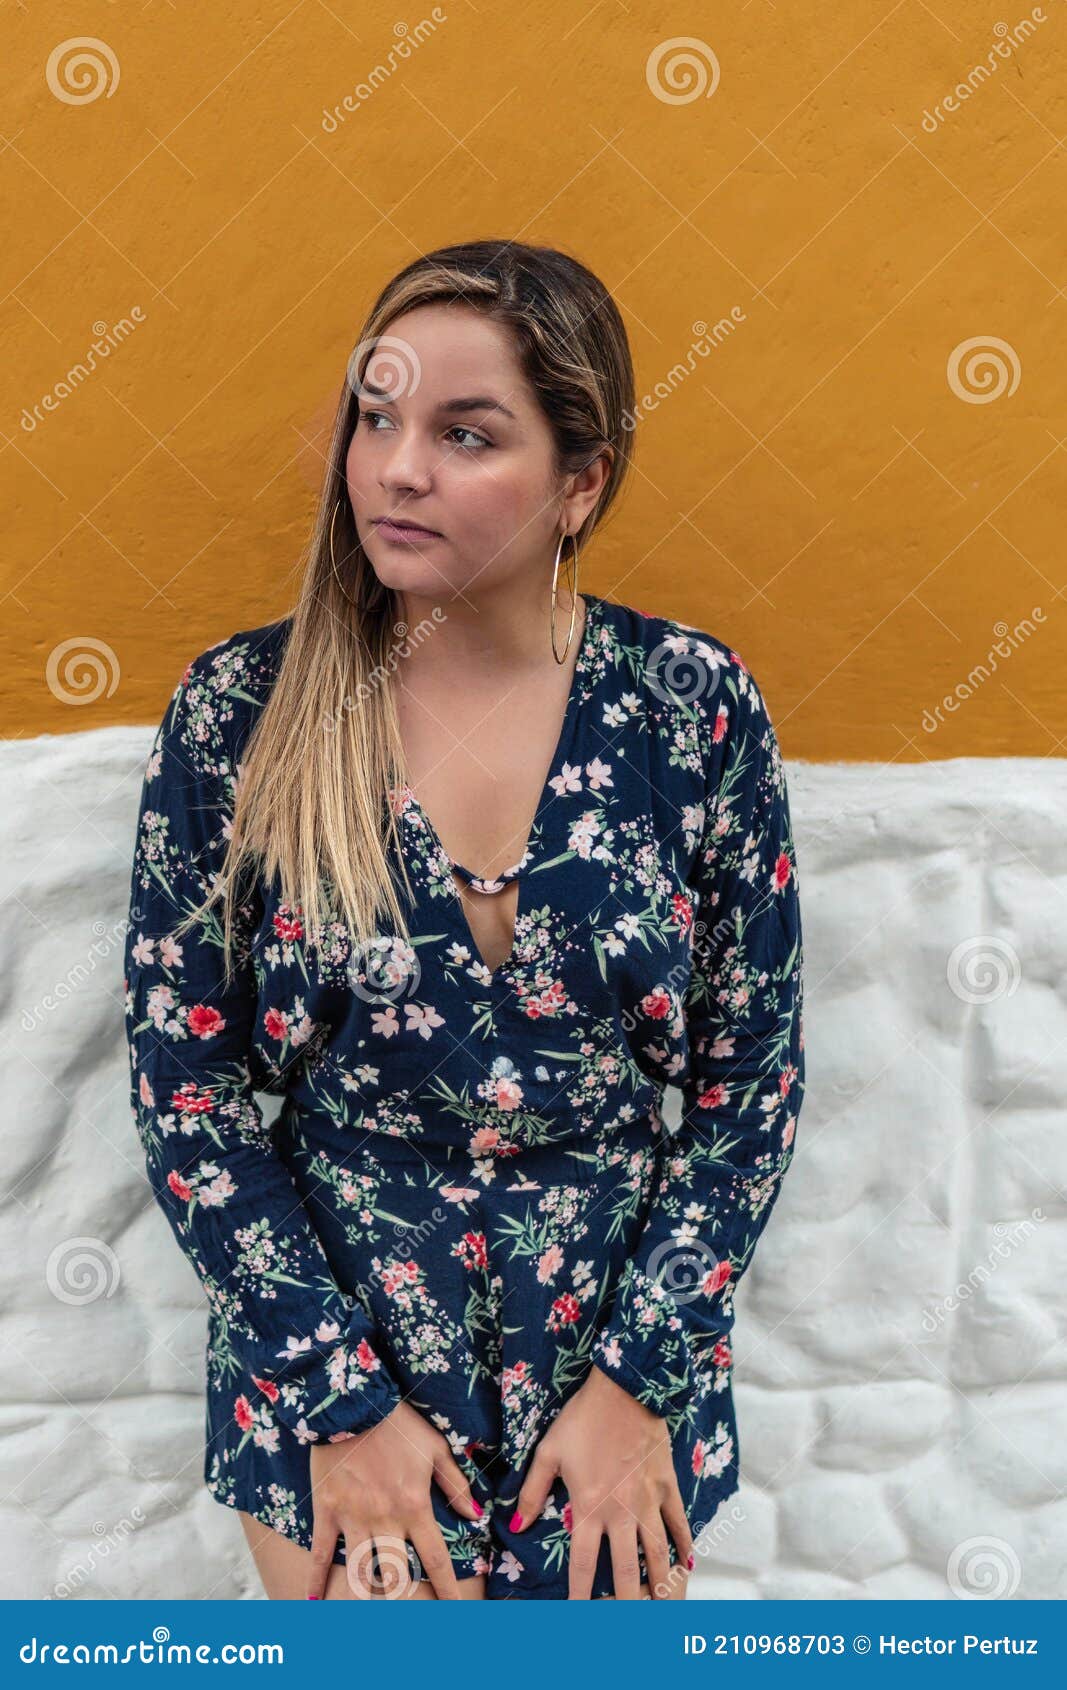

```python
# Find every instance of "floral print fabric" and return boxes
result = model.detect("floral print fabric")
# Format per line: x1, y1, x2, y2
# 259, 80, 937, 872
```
122, 591, 805, 1596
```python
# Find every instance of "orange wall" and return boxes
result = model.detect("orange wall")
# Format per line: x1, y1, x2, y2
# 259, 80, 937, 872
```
3, 2, 1063, 758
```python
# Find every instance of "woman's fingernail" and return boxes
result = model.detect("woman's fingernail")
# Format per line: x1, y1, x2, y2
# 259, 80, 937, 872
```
510, 1511, 523, 1531
307, 1594, 320, 1600
471, 1499, 484, 1516
687, 1553, 695, 1570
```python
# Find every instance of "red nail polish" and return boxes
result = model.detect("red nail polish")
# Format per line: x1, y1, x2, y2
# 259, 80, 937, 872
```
687, 1553, 695, 1570
510, 1510, 523, 1531
471, 1499, 484, 1516
307, 1594, 320, 1599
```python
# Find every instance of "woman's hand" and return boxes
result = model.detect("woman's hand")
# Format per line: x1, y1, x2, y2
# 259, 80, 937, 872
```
510, 1364, 694, 1599
305, 1400, 484, 1599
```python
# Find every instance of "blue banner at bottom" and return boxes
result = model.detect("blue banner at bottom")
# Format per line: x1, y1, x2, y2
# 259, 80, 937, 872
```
4, 1600, 1065, 1685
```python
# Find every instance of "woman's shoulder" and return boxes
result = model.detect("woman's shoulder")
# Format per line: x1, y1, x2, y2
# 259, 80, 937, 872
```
596, 591, 743, 677
174, 615, 292, 720
596, 592, 768, 734
182, 614, 293, 693
167, 614, 294, 766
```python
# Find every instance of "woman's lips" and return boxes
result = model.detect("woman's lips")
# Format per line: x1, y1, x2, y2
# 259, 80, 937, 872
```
373, 518, 443, 543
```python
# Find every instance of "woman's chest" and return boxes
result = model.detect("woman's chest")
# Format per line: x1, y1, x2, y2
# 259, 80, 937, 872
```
250, 723, 709, 1118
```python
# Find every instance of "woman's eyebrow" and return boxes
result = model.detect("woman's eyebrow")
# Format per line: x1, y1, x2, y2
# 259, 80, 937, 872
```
361, 381, 517, 421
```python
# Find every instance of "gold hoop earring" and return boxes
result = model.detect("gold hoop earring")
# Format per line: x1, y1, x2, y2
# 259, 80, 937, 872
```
329, 497, 357, 605
551, 530, 580, 663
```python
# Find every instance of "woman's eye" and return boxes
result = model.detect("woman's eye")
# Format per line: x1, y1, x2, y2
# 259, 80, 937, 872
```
356, 412, 490, 450
446, 426, 491, 450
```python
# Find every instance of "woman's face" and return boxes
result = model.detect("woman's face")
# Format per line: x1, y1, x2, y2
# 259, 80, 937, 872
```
345, 302, 600, 603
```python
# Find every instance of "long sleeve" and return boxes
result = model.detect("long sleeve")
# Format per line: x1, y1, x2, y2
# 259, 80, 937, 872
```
122, 651, 402, 1442
592, 652, 805, 1418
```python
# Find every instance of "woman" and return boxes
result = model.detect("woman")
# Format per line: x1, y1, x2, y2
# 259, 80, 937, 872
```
122, 240, 805, 1601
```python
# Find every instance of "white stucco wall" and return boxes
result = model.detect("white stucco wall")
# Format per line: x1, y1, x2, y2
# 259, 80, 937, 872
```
2, 727, 1063, 1600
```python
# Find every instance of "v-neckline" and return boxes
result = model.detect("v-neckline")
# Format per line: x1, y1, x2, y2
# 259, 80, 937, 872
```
405, 590, 603, 989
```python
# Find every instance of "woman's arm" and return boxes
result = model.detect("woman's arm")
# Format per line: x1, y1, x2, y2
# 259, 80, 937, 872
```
590, 649, 806, 1418
122, 649, 402, 1442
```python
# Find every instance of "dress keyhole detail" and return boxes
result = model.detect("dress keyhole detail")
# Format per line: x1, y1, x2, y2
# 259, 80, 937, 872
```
451, 869, 521, 976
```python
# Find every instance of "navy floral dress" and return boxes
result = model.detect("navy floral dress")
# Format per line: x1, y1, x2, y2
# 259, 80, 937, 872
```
122, 591, 805, 1599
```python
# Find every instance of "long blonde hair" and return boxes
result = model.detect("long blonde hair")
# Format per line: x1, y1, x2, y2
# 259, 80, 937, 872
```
176, 240, 636, 982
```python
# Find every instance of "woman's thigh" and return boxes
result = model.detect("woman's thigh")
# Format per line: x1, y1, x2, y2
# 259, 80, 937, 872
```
236, 1510, 488, 1600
